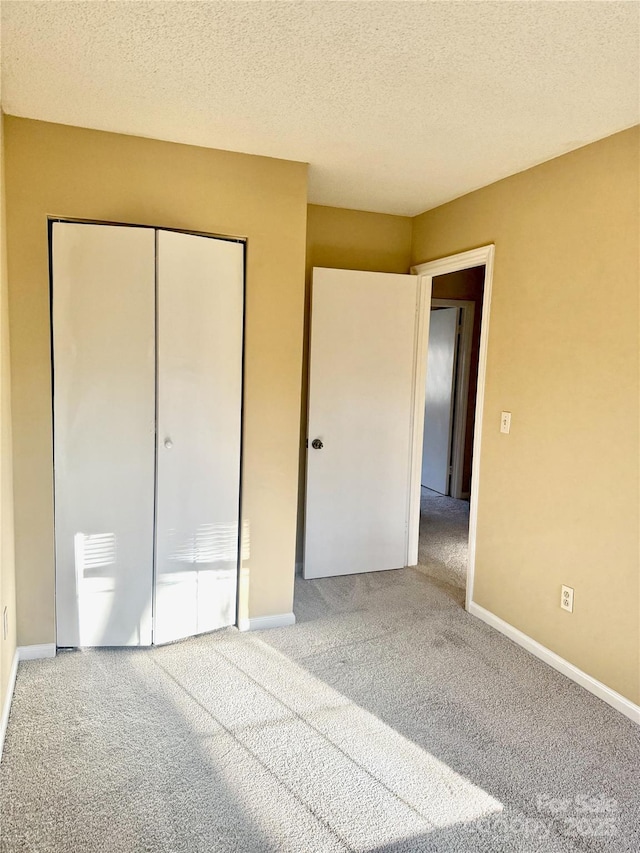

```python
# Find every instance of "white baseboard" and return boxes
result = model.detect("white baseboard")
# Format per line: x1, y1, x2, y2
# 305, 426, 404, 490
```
1, 643, 57, 761
0, 648, 19, 762
468, 602, 640, 725
18, 643, 57, 661
238, 612, 296, 632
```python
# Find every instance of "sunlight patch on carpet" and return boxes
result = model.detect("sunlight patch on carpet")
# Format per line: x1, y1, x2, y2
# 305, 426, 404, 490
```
138, 634, 502, 850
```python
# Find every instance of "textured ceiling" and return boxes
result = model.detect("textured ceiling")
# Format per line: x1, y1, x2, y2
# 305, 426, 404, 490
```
1, 1, 639, 215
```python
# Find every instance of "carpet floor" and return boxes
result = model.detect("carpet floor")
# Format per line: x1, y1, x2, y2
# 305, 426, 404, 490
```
417, 487, 469, 593
1, 570, 638, 852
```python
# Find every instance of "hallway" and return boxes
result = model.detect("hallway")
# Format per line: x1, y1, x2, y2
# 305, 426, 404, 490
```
416, 487, 469, 596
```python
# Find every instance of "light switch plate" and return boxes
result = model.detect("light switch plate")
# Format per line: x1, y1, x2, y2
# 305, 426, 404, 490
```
500, 411, 511, 434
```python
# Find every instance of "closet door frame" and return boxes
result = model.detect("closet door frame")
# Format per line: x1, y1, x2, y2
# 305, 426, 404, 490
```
49, 217, 247, 646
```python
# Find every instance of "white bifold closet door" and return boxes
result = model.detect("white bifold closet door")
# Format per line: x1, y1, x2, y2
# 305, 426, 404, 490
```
53, 223, 156, 647
154, 230, 243, 645
53, 223, 243, 648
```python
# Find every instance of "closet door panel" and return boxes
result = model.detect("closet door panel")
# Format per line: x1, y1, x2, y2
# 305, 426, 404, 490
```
53, 223, 156, 647
155, 231, 243, 645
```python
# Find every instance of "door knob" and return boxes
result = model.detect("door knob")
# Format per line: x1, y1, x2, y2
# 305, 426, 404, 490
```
164, 438, 173, 450
311, 439, 323, 450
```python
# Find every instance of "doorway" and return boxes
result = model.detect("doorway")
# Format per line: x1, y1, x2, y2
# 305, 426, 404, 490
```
417, 268, 485, 594
302, 246, 494, 610
408, 246, 494, 610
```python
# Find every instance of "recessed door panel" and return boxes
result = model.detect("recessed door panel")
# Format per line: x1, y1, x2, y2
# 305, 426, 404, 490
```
422, 307, 459, 495
154, 230, 243, 645
53, 223, 156, 647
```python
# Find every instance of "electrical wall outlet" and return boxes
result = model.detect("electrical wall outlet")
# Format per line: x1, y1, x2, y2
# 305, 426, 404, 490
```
561, 585, 574, 613
500, 411, 511, 434
2, 606, 7, 640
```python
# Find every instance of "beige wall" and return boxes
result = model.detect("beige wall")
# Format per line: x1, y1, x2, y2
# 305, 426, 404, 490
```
297, 205, 413, 558
4, 117, 308, 645
0, 113, 17, 717
306, 204, 413, 275
412, 126, 640, 704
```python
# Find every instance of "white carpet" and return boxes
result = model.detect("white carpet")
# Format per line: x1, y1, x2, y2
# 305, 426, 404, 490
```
1, 570, 638, 852
416, 487, 469, 592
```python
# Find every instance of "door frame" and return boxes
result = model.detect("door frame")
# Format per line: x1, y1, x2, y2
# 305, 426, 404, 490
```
431, 298, 475, 500
406, 245, 495, 611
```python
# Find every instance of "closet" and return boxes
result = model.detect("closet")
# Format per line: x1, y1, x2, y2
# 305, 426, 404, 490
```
52, 222, 244, 648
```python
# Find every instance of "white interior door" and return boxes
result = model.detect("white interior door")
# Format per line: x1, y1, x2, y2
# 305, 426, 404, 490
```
421, 307, 459, 494
154, 230, 243, 645
53, 223, 156, 647
304, 267, 418, 579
